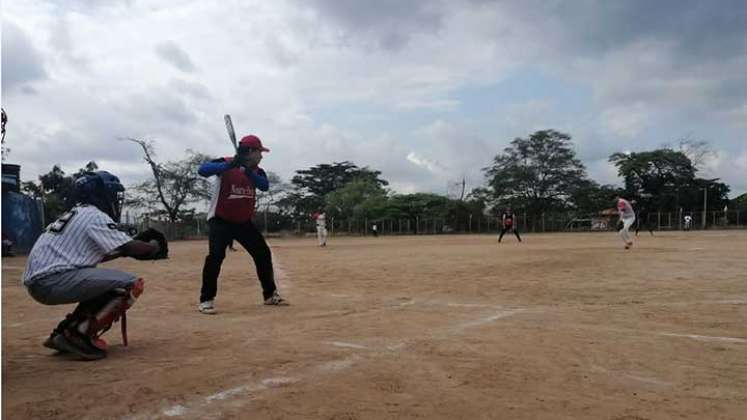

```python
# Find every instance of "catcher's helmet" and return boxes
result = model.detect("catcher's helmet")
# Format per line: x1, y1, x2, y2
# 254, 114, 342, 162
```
74, 171, 125, 222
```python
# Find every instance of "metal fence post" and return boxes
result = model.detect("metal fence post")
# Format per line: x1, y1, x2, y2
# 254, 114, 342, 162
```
678, 208, 682, 230
542, 213, 545, 232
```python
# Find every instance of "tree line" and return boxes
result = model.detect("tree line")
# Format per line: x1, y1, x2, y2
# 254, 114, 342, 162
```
23, 129, 738, 229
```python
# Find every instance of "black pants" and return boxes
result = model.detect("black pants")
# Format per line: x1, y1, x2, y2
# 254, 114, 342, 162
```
499, 226, 521, 242
635, 216, 654, 236
200, 218, 276, 302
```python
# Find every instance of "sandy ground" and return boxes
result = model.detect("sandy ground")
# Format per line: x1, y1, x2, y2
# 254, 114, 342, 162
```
2, 231, 747, 420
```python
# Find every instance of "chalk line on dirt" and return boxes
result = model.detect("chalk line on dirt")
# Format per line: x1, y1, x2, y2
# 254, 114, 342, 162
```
659, 332, 746, 343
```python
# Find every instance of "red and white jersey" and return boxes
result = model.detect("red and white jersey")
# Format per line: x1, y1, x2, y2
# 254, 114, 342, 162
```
23, 205, 131, 285
617, 198, 635, 218
206, 164, 262, 224
314, 212, 327, 228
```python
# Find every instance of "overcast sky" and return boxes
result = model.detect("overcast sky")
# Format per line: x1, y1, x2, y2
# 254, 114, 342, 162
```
3, 0, 746, 198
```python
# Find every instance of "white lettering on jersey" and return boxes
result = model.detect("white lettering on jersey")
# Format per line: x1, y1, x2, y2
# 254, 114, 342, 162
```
227, 184, 255, 200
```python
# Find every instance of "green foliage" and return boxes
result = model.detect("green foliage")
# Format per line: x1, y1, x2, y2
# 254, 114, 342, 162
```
609, 148, 729, 211
482, 130, 590, 214
287, 161, 389, 220
129, 150, 214, 221
325, 178, 388, 220
732, 193, 747, 211
568, 180, 622, 215
21, 161, 99, 223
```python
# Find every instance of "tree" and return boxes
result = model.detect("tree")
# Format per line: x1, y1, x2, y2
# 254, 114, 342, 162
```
609, 148, 730, 212
482, 130, 589, 215
126, 138, 213, 222
610, 149, 694, 211
254, 171, 295, 232
665, 138, 715, 171
568, 180, 621, 215
287, 161, 389, 219
325, 178, 388, 221
732, 193, 747, 211
21, 162, 99, 223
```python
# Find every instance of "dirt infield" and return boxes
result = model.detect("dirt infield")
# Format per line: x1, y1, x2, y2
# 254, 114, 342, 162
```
2, 231, 746, 419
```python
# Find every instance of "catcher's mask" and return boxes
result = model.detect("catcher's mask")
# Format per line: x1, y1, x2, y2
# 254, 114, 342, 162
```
74, 171, 125, 222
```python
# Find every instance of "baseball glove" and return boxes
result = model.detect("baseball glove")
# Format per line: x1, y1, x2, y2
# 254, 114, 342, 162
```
133, 228, 169, 260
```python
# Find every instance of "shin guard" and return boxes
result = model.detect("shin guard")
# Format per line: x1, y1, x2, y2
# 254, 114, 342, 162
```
76, 278, 145, 347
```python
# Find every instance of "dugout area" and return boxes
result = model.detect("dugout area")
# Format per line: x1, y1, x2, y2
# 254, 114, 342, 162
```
2, 231, 746, 419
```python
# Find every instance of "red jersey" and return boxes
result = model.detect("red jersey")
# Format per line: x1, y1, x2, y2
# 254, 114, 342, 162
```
206, 158, 261, 224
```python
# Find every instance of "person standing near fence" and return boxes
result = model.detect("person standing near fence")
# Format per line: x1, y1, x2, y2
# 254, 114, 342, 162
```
498, 207, 522, 243
616, 196, 636, 249
312, 210, 328, 247
196, 135, 288, 315
684, 214, 693, 231
634, 201, 654, 237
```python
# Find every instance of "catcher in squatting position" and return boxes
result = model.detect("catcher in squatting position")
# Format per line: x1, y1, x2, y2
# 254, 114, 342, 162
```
197, 134, 288, 315
22, 171, 169, 361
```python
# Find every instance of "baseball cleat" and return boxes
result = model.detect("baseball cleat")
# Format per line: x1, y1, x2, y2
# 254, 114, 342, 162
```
264, 291, 289, 306
198, 300, 217, 314
53, 331, 107, 361
43, 333, 67, 353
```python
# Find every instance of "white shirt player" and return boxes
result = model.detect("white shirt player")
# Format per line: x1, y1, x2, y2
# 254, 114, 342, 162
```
617, 198, 635, 219
315, 213, 326, 228
23, 205, 132, 285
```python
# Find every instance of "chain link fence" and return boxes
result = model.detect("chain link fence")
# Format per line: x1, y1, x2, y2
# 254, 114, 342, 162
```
122, 209, 746, 241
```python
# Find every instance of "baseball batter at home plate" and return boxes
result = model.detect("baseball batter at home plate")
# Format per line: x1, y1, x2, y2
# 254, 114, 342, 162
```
196, 134, 288, 315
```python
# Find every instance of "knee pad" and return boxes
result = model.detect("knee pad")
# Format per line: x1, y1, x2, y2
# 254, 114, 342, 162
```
73, 278, 145, 347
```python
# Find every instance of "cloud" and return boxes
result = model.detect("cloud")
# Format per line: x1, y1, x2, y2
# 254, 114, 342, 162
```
406, 152, 447, 173
155, 41, 197, 73
1, 20, 48, 93
600, 104, 649, 139
3, 0, 746, 199
298, 0, 444, 51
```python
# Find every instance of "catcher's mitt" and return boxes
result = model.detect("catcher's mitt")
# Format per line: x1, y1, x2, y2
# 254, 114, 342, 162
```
133, 228, 169, 260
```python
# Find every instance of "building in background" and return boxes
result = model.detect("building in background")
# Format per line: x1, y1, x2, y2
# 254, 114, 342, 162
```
2, 163, 44, 254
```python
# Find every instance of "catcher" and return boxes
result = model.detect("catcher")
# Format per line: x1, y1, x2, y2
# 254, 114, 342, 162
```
22, 171, 168, 361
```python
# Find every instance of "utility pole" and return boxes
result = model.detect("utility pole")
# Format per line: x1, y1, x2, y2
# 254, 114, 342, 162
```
702, 186, 708, 230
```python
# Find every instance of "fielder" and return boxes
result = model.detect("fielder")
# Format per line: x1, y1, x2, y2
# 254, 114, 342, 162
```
197, 134, 288, 315
616, 196, 636, 249
498, 207, 522, 243
634, 201, 654, 237
22, 171, 167, 360
684, 214, 693, 231
312, 211, 328, 247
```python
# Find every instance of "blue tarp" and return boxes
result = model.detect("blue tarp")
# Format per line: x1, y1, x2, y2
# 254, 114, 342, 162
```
2, 191, 44, 254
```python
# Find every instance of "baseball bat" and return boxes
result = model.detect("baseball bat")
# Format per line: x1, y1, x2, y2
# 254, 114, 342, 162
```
224, 114, 238, 152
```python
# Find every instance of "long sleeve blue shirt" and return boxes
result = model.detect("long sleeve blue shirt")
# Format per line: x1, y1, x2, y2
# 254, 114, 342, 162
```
198, 159, 269, 191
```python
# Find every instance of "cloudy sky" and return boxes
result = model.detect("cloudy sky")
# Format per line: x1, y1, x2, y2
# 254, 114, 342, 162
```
3, 0, 746, 198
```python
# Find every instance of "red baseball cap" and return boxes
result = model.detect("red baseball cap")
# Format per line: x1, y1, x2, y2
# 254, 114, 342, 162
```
238, 135, 270, 152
